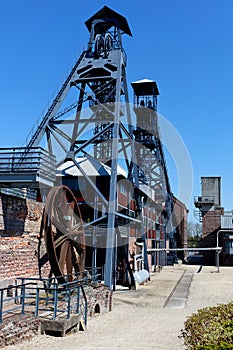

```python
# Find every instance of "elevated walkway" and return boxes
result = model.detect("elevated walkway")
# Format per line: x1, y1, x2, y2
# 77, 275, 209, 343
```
0, 147, 56, 189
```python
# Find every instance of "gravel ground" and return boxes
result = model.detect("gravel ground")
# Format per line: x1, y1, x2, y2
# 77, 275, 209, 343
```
4, 265, 233, 350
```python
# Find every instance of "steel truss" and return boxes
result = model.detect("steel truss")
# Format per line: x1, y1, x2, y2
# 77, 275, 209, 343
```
5, 6, 176, 289
131, 80, 176, 258
22, 7, 140, 289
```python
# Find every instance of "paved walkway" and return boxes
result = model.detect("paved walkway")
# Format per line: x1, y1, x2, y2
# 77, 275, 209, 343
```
4, 265, 233, 350
164, 269, 193, 309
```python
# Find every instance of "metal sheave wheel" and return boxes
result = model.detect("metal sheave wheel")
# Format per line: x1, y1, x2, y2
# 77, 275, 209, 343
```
43, 185, 85, 284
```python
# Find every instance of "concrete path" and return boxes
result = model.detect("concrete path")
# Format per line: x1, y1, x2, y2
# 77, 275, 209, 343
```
4, 265, 233, 350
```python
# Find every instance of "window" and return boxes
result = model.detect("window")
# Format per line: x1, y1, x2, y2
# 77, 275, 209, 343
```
120, 183, 127, 194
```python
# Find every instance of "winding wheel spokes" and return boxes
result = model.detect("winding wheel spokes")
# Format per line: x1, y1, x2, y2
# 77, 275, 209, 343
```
44, 185, 85, 284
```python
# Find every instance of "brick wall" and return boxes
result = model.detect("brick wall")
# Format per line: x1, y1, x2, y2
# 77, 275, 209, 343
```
0, 314, 40, 348
173, 196, 188, 259
0, 193, 44, 235
201, 208, 223, 265
85, 284, 112, 317
202, 209, 223, 239
0, 193, 47, 288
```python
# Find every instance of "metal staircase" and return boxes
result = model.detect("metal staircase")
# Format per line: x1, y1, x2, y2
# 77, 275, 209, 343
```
25, 51, 86, 150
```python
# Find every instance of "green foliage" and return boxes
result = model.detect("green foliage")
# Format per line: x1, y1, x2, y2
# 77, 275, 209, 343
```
180, 302, 233, 349
187, 221, 202, 248
187, 236, 200, 248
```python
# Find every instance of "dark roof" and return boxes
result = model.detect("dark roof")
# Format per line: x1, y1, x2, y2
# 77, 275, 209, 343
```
85, 6, 132, 37
131, 79, 160, 96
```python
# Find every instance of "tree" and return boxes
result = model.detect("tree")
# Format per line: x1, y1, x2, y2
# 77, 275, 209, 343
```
187, 221, 202, 248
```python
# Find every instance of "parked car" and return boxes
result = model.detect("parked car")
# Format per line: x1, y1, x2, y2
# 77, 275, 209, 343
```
184, 255, 203, 265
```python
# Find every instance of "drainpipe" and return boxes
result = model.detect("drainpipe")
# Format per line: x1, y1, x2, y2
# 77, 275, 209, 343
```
216, 230, 221, 273
216, 229, 225, 273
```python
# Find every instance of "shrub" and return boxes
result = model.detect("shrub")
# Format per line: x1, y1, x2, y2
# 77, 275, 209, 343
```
180, 302, 233, 349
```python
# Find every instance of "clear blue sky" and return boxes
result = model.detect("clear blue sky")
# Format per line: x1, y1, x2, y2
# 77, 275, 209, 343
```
0, 0, 232, 220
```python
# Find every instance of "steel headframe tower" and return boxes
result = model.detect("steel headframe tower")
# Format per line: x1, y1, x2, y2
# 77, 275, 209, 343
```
23, 6, 136, 289
131, 79, 175, 262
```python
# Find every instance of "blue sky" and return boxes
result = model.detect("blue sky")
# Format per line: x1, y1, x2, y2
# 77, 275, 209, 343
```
0, 0, 232, 220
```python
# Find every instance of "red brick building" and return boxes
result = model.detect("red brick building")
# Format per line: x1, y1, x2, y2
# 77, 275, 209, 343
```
195, 177, 233, 265
173, 196, 188, 260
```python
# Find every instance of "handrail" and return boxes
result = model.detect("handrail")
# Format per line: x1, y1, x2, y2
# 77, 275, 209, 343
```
0, 282, 36, 324
0, 147, 56, 181
0, 268, 102, 324
80, 285, 88, 325
194, 195, 215, 203
35, 281, 88, 321
24, 51, 86, 149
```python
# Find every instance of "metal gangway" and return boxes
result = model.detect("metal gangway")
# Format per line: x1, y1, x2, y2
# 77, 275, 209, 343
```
0, 147, 56, 190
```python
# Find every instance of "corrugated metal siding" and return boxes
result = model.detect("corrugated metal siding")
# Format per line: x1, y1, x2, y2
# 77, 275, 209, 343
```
221, 214, 233, 229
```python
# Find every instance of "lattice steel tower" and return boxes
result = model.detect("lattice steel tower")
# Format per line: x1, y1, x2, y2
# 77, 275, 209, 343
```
21, 6, 138, 289
3, 6, 176, 288
131, 79, 175, 260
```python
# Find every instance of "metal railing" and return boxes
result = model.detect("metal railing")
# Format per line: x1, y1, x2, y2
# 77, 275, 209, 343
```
34, 281, 88, 324
0, 282, 30, 324
0, 267, 102, 325
0, 147, 56, 182
0, 187, 37, 200
194, 209, 202, 222
194, 196, 215, 204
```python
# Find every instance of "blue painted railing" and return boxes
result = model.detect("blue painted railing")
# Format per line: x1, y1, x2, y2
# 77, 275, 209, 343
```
0, 267, 102, 325
0, 283, 31, 324
34, 281, 88, 324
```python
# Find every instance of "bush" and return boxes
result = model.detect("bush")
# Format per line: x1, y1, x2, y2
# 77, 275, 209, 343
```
180, 302, 233, 349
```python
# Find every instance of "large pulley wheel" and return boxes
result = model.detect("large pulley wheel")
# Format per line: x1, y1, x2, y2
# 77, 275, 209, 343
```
43, 185, 85, 284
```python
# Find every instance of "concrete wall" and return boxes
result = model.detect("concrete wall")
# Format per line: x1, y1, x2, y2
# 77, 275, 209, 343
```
201, 176, 221, 207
